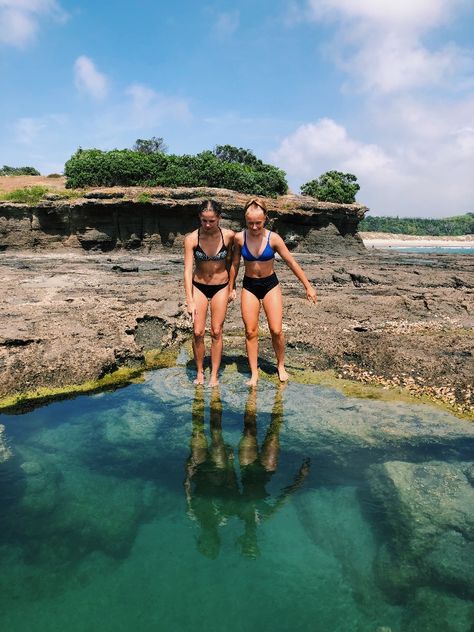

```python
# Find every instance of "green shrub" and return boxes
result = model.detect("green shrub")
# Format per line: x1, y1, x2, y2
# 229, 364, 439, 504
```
0, 165, 40, 176
301, 171, 360, 203
1, 186, 48, 204
64, 146, 288, 196
47, 173, 63, 178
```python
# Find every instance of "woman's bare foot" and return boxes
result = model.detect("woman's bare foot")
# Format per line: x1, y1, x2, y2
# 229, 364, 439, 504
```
193, 371, 205, 385
208, 376, 219, 388
277, 365, 289, 382
246, 373, 259, 387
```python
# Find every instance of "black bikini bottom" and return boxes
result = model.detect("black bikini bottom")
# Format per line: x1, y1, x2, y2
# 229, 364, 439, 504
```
193, 279, 229, 300
242, 273, 279, 300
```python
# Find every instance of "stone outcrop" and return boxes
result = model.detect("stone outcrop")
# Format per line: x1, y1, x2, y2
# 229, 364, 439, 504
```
0, 187, 367, 255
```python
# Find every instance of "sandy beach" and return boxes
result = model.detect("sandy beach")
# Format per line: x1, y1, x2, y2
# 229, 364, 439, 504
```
361, 232, 474, 249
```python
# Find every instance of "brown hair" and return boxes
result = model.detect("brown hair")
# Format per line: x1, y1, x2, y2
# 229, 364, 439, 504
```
244, 198, 267, 215
199, 199, 222, 216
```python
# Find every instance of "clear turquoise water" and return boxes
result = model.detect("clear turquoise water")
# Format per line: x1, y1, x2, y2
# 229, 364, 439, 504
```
1, 369, 473, 632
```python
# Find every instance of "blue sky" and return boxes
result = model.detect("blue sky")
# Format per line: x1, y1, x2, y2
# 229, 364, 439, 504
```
1, 0, 473, 217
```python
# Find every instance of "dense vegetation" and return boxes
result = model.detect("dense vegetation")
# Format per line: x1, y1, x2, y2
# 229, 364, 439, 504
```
64, 145, 288, 196
301, 171, 359, 203
0, 165, 40, 176
359, 213, 474, 236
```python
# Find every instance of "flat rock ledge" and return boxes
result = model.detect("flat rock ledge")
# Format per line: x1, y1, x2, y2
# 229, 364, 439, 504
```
0, 247, 472, 417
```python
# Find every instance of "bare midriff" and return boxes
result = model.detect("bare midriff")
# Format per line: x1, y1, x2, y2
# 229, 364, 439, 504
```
243, 260, 275, 279
193, 260, 228, 284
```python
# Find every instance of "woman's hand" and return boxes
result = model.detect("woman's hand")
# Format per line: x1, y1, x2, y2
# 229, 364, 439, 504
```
186, 299, 196, 322
306, 286, 317, 304
228, 288, 236, 303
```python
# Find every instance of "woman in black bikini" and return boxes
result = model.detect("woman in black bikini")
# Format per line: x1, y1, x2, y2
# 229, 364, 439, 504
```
184, 200, 235, 386
230, 198, 317, 386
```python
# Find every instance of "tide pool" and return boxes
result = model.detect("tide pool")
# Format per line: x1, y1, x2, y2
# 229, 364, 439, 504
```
0, 369, 473, 632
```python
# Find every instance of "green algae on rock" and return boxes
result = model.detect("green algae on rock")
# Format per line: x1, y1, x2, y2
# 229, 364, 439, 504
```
0, 366, 145, 414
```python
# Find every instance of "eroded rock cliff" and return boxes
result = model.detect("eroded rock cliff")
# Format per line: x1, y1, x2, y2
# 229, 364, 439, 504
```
0, 187, 367, 254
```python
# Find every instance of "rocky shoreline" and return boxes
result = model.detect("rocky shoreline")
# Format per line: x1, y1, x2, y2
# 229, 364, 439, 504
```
0, 247, 472, 418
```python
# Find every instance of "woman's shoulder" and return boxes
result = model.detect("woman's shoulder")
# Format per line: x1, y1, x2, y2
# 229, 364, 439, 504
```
233, 229, 245, 243
184, 229, 198, 245
269, 229, 282, 244
222, 227, 236, 238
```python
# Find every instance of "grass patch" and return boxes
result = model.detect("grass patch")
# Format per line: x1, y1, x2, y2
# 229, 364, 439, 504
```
137, 192, 152, 204
1, 186, 49, 204
53, 189, 85, 200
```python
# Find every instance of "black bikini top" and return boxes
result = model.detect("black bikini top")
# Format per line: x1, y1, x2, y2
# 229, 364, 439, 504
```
194, 228, 228, 262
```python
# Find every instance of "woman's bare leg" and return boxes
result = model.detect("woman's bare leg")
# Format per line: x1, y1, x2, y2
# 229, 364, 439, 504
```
262, 284, 288, 382
241, 288, 261, 386
208, 286, 229, 387
192, 288, 209, 385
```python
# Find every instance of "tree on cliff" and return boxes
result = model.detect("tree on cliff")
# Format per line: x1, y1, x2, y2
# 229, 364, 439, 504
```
301, 171, 360, 204
213, 145, 262, 167
132, 137, 168, 154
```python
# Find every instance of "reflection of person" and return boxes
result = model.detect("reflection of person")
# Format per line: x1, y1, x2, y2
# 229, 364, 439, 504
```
229, 198, 317, 386
184, 200, 235, 386
184, 386, 310, 559
184, 387, 238, 559
237, 387, 310, 558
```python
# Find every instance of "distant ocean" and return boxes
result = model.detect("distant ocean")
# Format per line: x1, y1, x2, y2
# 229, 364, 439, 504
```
391, 247, 474, 255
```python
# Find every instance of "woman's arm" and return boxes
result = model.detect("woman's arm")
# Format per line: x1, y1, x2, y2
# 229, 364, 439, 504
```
228, 232, 243, 300
273, 234, 317, 303
184, 233, 196, 319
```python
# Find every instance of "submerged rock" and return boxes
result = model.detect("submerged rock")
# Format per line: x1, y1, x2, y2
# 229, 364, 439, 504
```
0, 424, 12, 463
368, 460, 474, 600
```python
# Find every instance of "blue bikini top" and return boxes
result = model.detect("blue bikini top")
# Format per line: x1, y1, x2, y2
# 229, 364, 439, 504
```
194, 227, 228, 262
241, 230, 275, 262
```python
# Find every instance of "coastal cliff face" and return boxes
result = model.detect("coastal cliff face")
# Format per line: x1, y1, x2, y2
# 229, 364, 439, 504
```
0, 187, 367, 254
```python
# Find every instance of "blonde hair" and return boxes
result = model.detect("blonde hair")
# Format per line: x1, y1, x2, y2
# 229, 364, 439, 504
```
244, 198, 267, 215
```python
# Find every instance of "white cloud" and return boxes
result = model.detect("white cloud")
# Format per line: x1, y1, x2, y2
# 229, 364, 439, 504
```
126, 84, 191, 127
299, 0, 473, 94
0, 0, 67, 48
271, 118, 393, 178
306, 0, 461, 31
74, 56, 109, 101
14, 117, 46, 143
271, 106, 474, 216
214, 11, 240, 39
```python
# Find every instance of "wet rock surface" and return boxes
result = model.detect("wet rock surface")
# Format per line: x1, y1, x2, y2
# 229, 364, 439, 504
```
0, 248, 472, 413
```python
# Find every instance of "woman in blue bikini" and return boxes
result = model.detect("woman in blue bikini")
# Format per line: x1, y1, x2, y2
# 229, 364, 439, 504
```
184, 200, 235, 386
230, 198, 317, 386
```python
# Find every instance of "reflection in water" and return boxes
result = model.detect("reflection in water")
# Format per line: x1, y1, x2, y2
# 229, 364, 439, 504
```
184, 387, 310, 559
